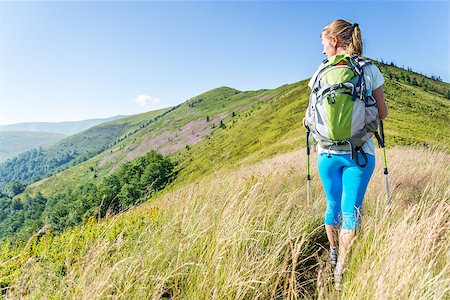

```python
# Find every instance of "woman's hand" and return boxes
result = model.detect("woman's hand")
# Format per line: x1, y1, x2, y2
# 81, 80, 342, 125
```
373, 86, 388, 119
303, 117, 309, 128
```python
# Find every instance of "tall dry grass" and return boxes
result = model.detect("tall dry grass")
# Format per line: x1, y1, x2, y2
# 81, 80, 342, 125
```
340, 147, 450, 299
3, 147, 449, 299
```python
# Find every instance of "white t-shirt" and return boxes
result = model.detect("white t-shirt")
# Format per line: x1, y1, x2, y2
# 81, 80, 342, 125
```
307, 61, 385, 156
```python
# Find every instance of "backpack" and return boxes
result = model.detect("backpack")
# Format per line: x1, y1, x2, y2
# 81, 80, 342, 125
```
305, 54, 380, 167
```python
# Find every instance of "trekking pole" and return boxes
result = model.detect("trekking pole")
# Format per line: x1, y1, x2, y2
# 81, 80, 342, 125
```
379, 120, 391, 206
306, 126, 311, 205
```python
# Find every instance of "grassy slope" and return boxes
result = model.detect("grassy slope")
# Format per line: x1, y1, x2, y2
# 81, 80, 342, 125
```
0, 131, 66, 162
383, 79, 449, 148
1, 147, 448, 299
44, 107, 170, 159
22, 86, 282, 197
173, 81, 309, 183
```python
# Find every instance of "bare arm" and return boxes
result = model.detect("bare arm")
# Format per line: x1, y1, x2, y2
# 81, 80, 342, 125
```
373, 85, 388, 119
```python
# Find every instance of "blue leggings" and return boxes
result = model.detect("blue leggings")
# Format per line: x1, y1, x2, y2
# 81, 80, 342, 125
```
318, 152, 375, 230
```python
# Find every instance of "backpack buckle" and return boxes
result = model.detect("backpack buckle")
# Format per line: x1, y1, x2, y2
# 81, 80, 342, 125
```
327, 95, 336, 104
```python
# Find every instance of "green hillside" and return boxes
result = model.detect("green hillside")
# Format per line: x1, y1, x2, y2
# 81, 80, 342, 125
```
0, 131, 66, 163
23, 86, 282, 197
18, 61, 449, 200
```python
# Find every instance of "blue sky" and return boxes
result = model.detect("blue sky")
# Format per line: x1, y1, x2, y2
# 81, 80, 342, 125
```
0, 0, 448, 125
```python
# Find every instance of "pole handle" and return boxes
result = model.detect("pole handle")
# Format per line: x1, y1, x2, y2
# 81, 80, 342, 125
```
380, 120, 386, 145
306, 129, 310, 155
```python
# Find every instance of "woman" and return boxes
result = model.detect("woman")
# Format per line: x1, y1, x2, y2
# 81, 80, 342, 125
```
307, 20, 388, 289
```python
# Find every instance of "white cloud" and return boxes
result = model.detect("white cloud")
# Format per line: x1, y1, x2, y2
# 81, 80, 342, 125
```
133, 94, 160, 107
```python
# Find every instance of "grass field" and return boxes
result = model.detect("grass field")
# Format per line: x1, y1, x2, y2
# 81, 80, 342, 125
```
1, 146, 448, 299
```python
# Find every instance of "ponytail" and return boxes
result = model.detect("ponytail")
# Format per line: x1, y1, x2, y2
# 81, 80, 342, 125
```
322, 20, 363, 57
347, 23, 363, 57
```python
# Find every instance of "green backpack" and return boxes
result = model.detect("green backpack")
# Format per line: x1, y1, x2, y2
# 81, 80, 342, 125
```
305, 54, 380, 167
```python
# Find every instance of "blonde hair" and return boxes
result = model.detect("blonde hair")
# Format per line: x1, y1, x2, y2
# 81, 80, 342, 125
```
322, 19, 363, 57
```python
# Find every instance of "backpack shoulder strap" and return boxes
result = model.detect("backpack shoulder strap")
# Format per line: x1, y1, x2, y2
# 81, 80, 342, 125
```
353, 56, 373, 71
310, 62, 333, 93
359, 60, 372, 68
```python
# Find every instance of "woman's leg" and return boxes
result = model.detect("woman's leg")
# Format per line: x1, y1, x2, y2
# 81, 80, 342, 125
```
318, 154, 345, 248
325, 225, 340, 248
337, 153, 375, 266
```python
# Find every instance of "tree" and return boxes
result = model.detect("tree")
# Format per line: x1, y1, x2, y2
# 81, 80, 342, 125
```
405, 74, 411, 83
1, 181, 26, 197
0, 150, 176, 240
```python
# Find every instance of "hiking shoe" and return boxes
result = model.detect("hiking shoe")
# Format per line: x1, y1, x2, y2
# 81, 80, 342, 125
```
334, 262, 343, 291
329, 246, 338, 269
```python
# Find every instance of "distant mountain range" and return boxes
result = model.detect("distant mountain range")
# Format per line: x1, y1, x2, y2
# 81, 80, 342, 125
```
0, 115, 127, 135
0, 115, 128, 163
0, 131, 67, 163
0, 109, 170, 184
